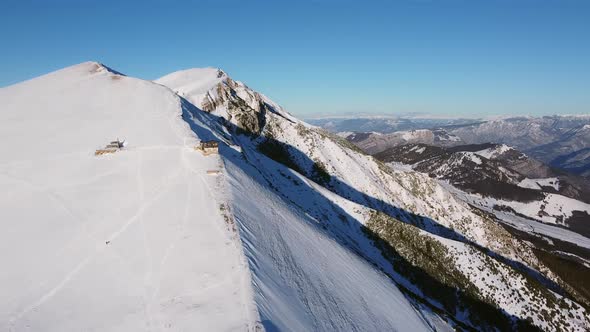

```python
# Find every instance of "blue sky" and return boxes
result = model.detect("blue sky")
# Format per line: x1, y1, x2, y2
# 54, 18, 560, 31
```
1, 0, 589, 117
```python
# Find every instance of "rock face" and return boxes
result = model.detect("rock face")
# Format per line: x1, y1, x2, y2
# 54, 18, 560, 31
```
202, 73, 265, 134
158, 68, 277, 135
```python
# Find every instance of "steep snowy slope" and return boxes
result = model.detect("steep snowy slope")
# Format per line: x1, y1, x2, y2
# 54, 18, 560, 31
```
158, 70, 439, 331
156, 68, 226, 108
158, 69, 590, 331
223, 148, 433, 331
0, 62, 257, 331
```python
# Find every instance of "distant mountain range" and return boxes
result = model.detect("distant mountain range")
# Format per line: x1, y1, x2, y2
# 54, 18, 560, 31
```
449, 117, 590, 177
347, 128, 464, 154
305, 115, 478, 134
374, 142, 590, 229
315, 115, 590, 177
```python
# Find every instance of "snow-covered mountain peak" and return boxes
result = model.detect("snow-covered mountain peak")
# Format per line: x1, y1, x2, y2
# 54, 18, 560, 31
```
3, 61, 123, 90
78, 61, 125, 76
0, 62, 261, 331
155, 67, 226, 104
0, 61, 197, 161
474, 143, 514, 159
66, 61, 125, 77
156, 67, 297, 135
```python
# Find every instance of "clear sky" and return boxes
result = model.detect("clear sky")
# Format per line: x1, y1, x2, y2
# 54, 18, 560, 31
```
1, 0, 589, 117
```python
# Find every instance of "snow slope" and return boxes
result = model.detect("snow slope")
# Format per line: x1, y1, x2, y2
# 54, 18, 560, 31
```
162, 70, 438, 331
518, 177, 560, 191
474, 144, 513, 159
159, 68, 590, 331
222, 148, 432, 331
156, 68, 226, 108
443, 183, 590, 249
0, 62, 257, 331
1, 63, 438, 331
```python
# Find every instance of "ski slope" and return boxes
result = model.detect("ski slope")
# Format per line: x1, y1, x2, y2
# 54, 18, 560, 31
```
0, 62, 256, 331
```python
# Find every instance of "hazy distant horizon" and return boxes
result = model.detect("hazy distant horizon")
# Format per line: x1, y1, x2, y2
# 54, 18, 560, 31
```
1, 1, 589, 117
300, 111, 590, 120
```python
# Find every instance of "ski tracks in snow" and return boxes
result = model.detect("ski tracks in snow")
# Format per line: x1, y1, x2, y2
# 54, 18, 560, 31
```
7, 143, 258, 331
7, 146, 174, 328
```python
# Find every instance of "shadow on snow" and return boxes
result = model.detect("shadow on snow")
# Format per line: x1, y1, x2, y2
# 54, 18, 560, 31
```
180, 97, 546, 331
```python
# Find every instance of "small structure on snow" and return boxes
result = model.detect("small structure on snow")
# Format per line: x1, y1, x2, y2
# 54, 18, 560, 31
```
95, 139, 125, 156
195, 140, 219, 155
206, 170, 221, 175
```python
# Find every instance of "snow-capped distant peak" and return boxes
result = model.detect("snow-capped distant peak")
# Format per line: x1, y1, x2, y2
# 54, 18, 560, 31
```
156, 67, 298, 132
458, 151, 483, 165
336, 131, 354, 138
518, 177, 560, 191
410, 145, 426, 154
474, 144, 513, 159
399, 129, 429, 140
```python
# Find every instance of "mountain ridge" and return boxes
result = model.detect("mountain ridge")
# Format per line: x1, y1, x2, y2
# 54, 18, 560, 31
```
159, 64, 589, 330
1, 62, 589, 331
